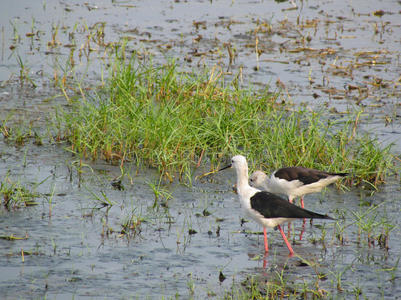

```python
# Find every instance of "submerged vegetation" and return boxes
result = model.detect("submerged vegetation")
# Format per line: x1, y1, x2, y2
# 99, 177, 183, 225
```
57, 52, 395, 185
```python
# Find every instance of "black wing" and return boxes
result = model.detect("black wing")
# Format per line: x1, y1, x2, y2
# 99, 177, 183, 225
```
275, 167, 348, 185
250, 191, 333, 219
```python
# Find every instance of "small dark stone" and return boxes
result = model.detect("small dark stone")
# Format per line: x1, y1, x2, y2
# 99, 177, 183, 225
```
216, 225, 220, 237
202, 209, 211, 216
111, 179, 124, 191
219, 271, 226, 282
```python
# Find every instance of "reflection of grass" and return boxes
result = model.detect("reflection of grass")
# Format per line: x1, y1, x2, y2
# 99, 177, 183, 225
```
56, 51, 395, 185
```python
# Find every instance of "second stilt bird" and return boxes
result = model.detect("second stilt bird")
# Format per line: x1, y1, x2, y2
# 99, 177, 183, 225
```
219, 155, 333, 255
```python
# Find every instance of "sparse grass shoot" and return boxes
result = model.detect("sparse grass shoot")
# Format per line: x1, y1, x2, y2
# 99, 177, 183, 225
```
120, 208, 143, 238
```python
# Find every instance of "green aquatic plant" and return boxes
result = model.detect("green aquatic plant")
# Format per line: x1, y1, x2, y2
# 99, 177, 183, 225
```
0, 117, 44, 147
148, 181, 173, 209
120, 208, 143, 237
69, 159, 95, 188
0, 176, 39, 210
85, 187, 116, 209
224, 267, 329, 300
56, 51, 396, 185
351, 203, 396, 248
328, 265, 353, 293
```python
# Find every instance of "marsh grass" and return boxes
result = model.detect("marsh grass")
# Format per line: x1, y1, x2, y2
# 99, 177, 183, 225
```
120, 208, 143, 238
55, 51, 396, 185
224, 253, 386, 299
85, 186, 116, 209
226, 269, 329, 299
351, 203, 395, 249
148, 181, 173, 209
1, 115, 45, 147
0, 176, 39, 209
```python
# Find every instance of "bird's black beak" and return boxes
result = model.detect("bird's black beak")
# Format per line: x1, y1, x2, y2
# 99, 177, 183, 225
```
218, 164, 232, 172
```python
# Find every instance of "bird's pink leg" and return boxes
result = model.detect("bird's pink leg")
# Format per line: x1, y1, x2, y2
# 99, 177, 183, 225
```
263, 255, 268, 269
299, 218, 306, 241
263, 227, 268, 253
299, 195, 306, 240
278, 224, 294, 256
287, 197, 293, 238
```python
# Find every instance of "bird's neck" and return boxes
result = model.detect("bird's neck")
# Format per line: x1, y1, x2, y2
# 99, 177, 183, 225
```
263, 178, 271, 191
236, 165, 249, 193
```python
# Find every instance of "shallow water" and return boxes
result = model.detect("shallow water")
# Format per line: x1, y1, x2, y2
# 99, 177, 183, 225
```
0, 139, 399, 299
0, 0, 400, 299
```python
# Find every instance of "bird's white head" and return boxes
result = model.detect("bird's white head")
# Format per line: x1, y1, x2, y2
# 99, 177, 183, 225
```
249, 170, 268, 188
218, 155, 259, 200
222, 155, 249, 188
231, 155, 248, 170
218, 155, 248, 172
219, 155, 249, 176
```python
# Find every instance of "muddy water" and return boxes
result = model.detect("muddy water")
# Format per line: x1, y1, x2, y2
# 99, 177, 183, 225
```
1, 0, 400, 299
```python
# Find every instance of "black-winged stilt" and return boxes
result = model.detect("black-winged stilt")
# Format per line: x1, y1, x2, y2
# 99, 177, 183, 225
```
249, 167, 348, 209
219, 155, 333, 255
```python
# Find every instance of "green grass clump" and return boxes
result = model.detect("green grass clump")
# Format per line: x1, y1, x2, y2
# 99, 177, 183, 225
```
1, 177, 39, 210
1, 118, 43, 147
57, 52, 395, 185
224, 273, 329, 299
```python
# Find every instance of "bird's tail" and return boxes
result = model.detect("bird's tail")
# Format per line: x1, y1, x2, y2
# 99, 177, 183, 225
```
306, 210, 335, 220
330, 172, 348, 177
320, 214, 335, 220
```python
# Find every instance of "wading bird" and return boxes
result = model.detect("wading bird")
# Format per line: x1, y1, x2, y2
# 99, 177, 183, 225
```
219, 155, 333, 255
249, 168, 348, 209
